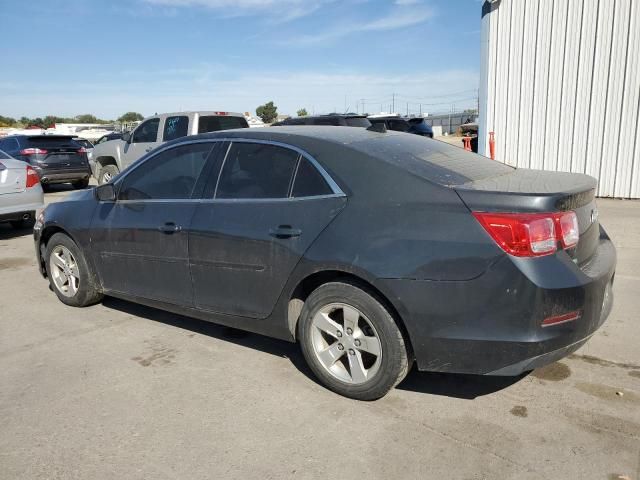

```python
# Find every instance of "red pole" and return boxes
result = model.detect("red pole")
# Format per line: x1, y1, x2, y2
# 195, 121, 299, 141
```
489, 131, 495, 160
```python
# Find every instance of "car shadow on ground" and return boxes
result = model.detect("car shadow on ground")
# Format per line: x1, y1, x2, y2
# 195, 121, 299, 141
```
102, 296, 526, 399
0, 223, 34, 240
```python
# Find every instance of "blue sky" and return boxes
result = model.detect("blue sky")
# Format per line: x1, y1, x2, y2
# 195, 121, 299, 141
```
0, 0, 482, 119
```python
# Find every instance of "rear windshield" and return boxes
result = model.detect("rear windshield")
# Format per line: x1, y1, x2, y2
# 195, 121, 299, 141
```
0, 149, 10, 159
25, 136, 80, 148
74, 139, 94, 148
198, 116, 248, 133
345, 117, 372, 128
350, 133, 513, 186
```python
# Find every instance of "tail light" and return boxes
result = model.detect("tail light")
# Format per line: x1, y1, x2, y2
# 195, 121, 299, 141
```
473, 211, 580, 257
77, 147, 88, 154
20, 148, 48, 155
26, 166, 40, 188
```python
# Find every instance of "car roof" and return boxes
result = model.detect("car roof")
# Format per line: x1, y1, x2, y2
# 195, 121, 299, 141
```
146, 111, 245, 119
181, 126, 511, 186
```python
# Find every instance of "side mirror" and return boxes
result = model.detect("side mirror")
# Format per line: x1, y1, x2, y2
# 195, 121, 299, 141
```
122, 132, 131, 143
95, 183, 116, 202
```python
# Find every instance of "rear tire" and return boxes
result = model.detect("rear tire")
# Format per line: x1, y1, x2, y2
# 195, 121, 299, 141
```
44, 233, 103, 307
72, 178, 90, 189
299, 281, 410, 400
98, 165, 119, 185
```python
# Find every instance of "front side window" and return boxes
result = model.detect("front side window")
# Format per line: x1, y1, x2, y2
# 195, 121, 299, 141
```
132, 118, 160, 143
119, 143, 213, 200
216, 142, 299, 199
163, 116, 189, 141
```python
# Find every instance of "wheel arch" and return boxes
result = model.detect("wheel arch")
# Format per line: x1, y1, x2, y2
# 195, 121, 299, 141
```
286, 269, 414, 358
38, 225, 82, 278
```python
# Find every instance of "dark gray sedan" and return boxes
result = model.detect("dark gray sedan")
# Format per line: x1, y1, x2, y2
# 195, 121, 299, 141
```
33, 127, 615, 400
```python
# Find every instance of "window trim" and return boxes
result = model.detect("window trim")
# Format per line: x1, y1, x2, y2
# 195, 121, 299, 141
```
112, 138, 345, 204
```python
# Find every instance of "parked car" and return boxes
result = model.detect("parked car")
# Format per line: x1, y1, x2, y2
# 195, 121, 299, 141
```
91, 111, 249, 184
94, 133, 123, 145
34, 127, 615, 400
73, 138, 94, 161
368, 116, 434, 138
273, 114, 371, 128
0, 135, 91, 190
0, 149, 45, 229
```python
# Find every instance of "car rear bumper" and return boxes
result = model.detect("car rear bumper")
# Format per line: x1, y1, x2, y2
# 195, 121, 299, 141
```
34, 167, 91, 184
377, 228, 616, 376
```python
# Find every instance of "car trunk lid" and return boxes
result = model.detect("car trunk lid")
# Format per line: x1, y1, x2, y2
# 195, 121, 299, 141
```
454, 169, 599, 264
0, 160, 27, 195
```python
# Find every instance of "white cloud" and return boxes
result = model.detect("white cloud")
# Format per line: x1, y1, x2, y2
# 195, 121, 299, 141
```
141, 0, 332, 21
284, 5, 434, 45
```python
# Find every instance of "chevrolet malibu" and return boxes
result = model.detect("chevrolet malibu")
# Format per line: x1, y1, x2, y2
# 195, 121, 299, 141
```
33, 127, 615, 400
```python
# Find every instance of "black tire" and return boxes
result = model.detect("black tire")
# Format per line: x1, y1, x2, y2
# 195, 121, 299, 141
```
98, 164, 119, 185
298, 281, 410, 400
72, 178, 90, 189
44, 232, 103, 307
9, 216, 35, 230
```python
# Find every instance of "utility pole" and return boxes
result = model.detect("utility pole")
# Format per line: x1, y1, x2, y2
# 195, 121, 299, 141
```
419, 103, 422, 116
361, 99, 365, 115
406, 102, 409, 116
392, 93, 395, 114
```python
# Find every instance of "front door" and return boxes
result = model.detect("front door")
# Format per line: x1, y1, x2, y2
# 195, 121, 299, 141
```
189, 141, 346, 318
90, 142, 215, 305
122, 117, 161, 169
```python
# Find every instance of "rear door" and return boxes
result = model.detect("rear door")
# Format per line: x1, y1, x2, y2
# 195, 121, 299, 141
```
90, 141, 217, 305
189, 141, 346, 318
122, 118, 161, 169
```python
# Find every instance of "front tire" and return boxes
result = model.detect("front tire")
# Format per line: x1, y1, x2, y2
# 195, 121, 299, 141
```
44, 233, 103, 307
98, 164, 119, 185
299, 281, 410, 400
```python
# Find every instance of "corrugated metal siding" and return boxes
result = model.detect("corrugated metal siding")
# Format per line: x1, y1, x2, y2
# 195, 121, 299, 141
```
479, 0, 640, 198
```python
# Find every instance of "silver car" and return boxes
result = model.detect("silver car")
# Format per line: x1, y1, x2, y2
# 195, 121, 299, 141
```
0, 149, 45, 229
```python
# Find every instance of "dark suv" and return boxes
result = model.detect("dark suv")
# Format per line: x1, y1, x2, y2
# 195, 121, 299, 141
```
368, 116, 434, 138
0, 135, 91, 189
273, 114, 371, 128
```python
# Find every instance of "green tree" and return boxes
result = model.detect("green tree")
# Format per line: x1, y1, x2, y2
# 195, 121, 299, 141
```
296, 108, 308, 117
118, 112, 144, 123
75, 114, 98, 123
256, 101, 278, 124
0, 116, 16, 127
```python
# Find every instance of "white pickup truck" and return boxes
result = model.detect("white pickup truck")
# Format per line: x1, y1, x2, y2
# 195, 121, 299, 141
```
91, 111, 249, 184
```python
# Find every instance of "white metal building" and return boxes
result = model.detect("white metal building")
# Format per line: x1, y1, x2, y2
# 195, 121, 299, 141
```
478, 0, 640, 198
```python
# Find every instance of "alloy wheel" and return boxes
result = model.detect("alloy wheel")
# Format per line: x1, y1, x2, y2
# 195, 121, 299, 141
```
49, 245, 80, 297
310, 302, 382, 384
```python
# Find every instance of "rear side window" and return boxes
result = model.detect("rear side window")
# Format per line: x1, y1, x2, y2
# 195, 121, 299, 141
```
345, 117, 371, 128
216, 142, 298, 199
163, 116, 189, 141
119, 143, 213, 200
292, 159, 333, 197
132, 118, 160, 143
198, 116, 248, 133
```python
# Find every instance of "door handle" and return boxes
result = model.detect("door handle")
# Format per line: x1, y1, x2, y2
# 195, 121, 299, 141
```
145, 147, 153, 152
158, 222, 182, 234
269, 225, 302, 239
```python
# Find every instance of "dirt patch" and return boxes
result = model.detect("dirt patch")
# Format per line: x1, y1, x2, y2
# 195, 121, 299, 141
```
569, 353, 640, 370
132, 341, 177, 367
531, 362, 571, 381
575, 382, 640, 405
629, 371, 640, 379
0, 257, 31, 270
510, 406, 528, 418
